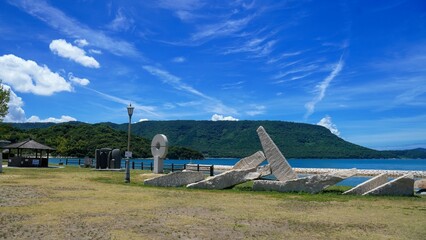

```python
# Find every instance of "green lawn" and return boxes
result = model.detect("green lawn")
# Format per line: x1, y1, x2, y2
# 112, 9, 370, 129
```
1, 166, 425, 239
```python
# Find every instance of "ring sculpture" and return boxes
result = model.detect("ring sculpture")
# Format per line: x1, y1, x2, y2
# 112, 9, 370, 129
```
151, 134, 168, 173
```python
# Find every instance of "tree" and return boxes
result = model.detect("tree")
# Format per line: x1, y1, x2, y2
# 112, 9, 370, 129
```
0, 81, 10, 121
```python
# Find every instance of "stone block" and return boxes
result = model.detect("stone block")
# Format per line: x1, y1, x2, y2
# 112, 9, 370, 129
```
256, 164, 272, 177
343, 173, 388, 195
253, 169, 356, 194
257, 126, 297, 181
363, 174, 414, 196
233, 151, 266, 170
187, 167, 261, 190
144, 171, 205, 187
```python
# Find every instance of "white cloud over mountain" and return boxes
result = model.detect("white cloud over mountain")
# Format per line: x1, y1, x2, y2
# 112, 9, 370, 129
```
317, 115, 340, 136
211, 114, 239, 121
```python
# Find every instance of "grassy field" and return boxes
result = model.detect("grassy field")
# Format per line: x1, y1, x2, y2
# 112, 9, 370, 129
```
0, 166, 425, 239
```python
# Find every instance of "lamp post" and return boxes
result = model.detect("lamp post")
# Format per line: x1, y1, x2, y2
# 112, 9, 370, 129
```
125, 103, 134, 183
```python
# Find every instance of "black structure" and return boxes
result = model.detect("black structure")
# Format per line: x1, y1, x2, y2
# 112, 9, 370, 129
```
2, 139, 55, 168
95, 148, 122, 169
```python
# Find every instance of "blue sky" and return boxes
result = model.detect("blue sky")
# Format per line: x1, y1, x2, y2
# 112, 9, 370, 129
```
0, 0, 425, 150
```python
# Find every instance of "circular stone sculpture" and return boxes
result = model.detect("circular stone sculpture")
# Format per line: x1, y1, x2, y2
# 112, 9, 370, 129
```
151, 134, 169, 158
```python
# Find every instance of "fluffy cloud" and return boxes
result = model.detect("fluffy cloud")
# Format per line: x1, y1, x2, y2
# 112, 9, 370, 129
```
317, 115, 340, 136
211, 114, 239, 121
2, 85, 26, 122
68, 73, 90, 86
49, 39, 100, 68
138, 118, 149, 122
0, 54, 72, 96
26, 115, 77, 123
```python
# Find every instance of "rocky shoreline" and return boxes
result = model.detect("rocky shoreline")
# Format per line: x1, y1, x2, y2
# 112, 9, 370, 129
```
214, 165, 426, 178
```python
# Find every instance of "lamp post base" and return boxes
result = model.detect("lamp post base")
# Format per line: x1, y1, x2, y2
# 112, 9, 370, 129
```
125, 159, 130, 183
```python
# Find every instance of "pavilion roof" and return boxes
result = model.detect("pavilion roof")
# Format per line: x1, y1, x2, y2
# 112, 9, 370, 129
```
2, 139, 55, 151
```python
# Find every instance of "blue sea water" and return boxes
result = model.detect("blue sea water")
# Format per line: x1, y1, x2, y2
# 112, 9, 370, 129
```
49, 158, 426, 186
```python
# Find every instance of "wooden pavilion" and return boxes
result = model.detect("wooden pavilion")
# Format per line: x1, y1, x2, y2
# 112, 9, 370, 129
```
2, 139, 55, 167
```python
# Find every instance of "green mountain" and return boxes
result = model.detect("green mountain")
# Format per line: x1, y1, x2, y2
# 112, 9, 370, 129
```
0, 123, 203, 159
107, 120, 397, 158
5, 121, 425, 159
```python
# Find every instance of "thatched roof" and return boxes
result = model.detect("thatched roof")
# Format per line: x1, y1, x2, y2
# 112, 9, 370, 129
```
2, 139, 55, 151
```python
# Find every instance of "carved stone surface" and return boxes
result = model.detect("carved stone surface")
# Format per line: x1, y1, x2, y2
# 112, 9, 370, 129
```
187, 167, 261, 190
253, 169, 356, 194
256, 164, 272, 177
256, 126, 297, 181
144, 171, 205, 187
414, 179, 426, 189
363, 174, 414, 196
233, 151, 266, 170
151, 134, 169, 174
343, 173, 388, 195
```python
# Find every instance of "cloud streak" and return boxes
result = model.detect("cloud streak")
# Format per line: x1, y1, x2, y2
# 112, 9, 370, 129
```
304, 55, 344, 119
9, 0, 139, 57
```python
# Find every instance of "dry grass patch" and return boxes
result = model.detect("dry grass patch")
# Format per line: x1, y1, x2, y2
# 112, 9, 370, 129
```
0, 166, 425, 239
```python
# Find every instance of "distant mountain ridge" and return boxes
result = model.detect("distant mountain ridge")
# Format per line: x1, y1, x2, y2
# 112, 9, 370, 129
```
6, 121, 425, 159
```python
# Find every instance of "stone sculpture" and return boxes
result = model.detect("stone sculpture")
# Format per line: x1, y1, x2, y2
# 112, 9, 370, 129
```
257, 126, 297, 181
363, 174, 414, 196
144, 171, 205, 187
233, 151, 266, 170
151, 134, 168, 174
343, 173, 388, 195
253, 169, 356, 194
187, 167, 261, 190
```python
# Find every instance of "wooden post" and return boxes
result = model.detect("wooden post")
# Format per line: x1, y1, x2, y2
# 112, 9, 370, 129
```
184, 164, 186, 170
141, 162, 143, 170
132, 161, 135, 169
210, 165, 214, 176
66, 159, 68, 165
171, 163, 174, 172
150, 162, 153, 171
197, 164, 200, 172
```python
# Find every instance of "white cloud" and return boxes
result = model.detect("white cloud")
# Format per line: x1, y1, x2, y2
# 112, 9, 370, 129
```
211, 114, 239, 121
305, 56, 344, 119
108, 9, 134, 32
27, 115, 77, 123
246, 105, 266, 116
74, 39, 89, 47
138, 118, 149, 122
89, 49, 102, 54
9, 1, 138, 57
49, 39, 100, 68
2, 84, 76, 123
191, 15, 253, 42
68, 73, 90, 86
0, 54, 72, 96
317, 115, 340, 136
172, 56, 186, 63
143, 65, 210, 99
2, 85, 26, 122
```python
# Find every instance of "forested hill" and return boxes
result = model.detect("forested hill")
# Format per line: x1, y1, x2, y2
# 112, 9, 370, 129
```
106, 120, 399, 158
0, 123, 203, 159
6, 121, 425, 159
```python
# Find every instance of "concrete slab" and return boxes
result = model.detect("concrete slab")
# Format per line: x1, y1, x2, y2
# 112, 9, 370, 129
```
144, 171, 205, 187
187, 167, 261, 190
343, 173, 388, 195
257, 126, 297, 181
253, 169, 356, 194
363, 174, 414, 196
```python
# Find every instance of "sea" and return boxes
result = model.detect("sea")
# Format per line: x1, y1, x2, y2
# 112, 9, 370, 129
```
49, 158, 426, 187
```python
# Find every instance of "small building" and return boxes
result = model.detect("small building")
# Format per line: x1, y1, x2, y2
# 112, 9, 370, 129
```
2, 139, 55, 168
